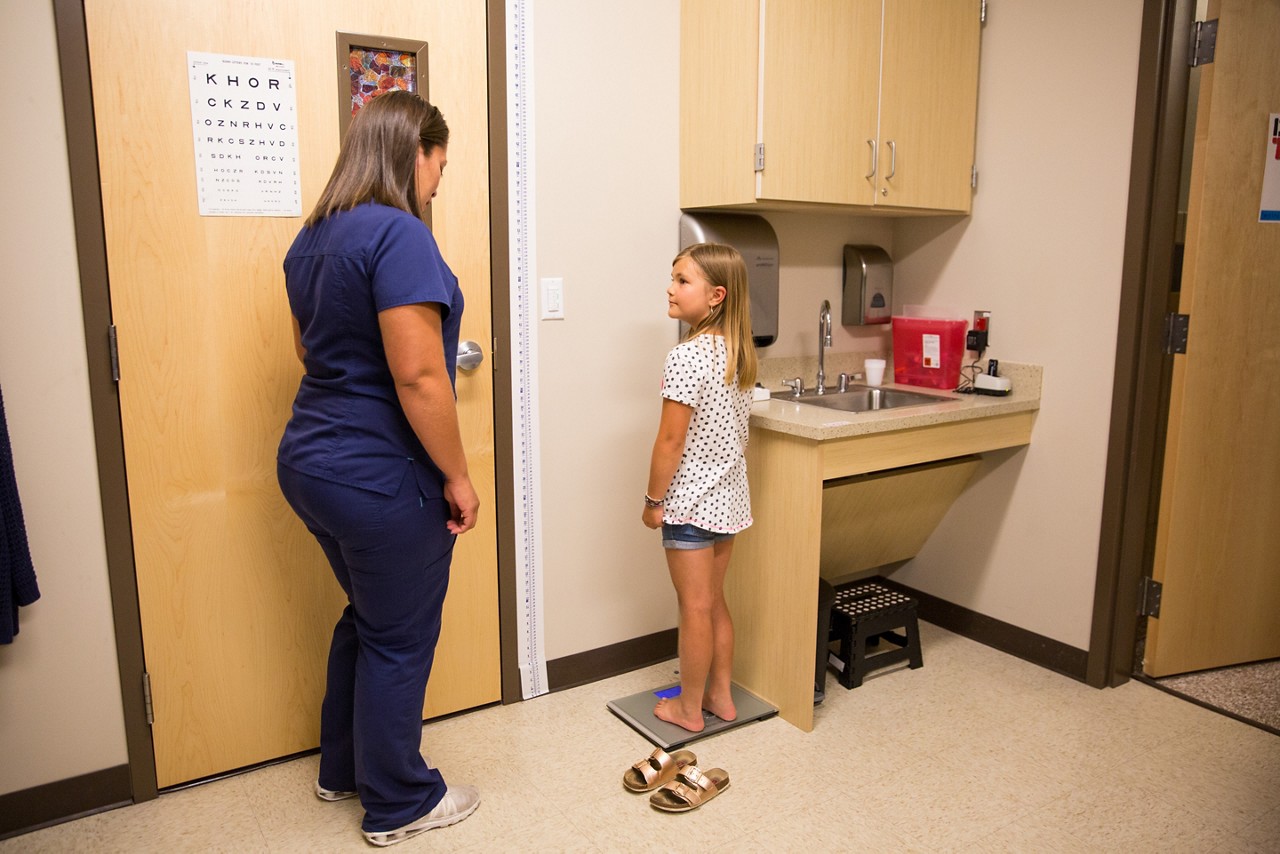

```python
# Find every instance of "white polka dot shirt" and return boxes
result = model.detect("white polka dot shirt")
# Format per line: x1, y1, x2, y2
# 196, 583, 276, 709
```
659, 334, 753, 533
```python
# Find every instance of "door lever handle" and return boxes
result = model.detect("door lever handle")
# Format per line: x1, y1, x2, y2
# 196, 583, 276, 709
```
457, 340, 484, 372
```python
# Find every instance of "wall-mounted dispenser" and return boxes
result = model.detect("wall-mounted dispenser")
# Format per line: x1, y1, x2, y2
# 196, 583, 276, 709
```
842, 245, 893, 326
678, 212, 779, 347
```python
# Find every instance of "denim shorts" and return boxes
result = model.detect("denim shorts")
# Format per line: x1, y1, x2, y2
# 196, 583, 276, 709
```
661, 522, 735, 551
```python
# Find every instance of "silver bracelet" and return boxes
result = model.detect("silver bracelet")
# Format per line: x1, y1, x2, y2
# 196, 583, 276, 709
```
643, 494, 665, 508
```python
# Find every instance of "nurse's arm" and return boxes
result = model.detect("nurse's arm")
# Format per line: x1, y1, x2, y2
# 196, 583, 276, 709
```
379, 302, 479, 534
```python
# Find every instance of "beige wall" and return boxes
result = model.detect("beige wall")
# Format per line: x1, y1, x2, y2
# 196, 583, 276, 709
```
532, 0, 685, 657
889, 0, 1144, 649
533, 0, 1145, 658
0, 0, 128, 795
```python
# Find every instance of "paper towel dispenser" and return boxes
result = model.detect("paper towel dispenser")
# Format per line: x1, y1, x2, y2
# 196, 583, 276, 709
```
842, 245, 892, 326
678, 212, 779, 347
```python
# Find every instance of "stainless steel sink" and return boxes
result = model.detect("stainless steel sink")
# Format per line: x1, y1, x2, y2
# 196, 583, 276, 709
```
770, 384, 955, 413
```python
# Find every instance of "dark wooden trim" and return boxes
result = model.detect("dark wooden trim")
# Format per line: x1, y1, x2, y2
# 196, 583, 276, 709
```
879, 579, 1089, 682
547, 629, 678, 693
1088, 0, 1192, 689
485, 0, 521, 705
0, 765, 131, 840
50, 0, 158, 802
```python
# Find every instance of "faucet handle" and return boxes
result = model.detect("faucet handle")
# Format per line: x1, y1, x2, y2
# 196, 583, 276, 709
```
782, 377, 805, 397
838, 372, 850, 393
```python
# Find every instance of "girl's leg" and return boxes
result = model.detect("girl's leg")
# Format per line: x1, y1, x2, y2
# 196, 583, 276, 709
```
654, 540, 735, 731
701, 537, 737, 721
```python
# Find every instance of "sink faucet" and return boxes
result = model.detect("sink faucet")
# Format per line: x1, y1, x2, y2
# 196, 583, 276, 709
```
816, 300, 832, 394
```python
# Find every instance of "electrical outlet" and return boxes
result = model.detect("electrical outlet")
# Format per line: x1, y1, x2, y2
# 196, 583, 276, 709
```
968, 310, 991, 354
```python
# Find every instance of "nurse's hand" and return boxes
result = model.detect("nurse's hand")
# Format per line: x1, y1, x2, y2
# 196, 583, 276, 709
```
444, 475, 480, 534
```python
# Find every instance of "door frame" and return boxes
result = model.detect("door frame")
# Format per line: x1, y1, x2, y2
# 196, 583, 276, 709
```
51, 0, 519, 802
1087, 0, 1195, 689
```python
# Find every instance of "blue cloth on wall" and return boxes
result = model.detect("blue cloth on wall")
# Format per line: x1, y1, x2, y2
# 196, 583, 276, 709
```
1, 385, 40, 643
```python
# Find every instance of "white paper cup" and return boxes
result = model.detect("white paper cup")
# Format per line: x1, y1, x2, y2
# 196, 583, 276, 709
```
865, 358, 886, 387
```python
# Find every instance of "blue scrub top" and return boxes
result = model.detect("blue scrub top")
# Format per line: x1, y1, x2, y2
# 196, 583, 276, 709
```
278, 202, 464, 497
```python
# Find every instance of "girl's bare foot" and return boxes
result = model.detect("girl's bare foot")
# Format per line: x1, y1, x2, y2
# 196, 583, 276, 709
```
653, 697, 705, 732
701, 690, 737, 722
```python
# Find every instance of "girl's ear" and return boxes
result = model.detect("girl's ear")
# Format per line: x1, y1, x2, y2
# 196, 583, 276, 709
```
710, 285, 727, 307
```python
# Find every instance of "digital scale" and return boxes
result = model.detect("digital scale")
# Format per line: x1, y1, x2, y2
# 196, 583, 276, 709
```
607, 682, 777, 750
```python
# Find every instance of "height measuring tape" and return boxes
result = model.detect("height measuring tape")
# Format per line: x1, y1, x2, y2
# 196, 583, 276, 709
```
506, 0, 548, 699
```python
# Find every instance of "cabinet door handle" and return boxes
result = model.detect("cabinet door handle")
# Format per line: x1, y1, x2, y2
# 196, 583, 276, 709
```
865, 139, 877, 179
885, 140, 897, 180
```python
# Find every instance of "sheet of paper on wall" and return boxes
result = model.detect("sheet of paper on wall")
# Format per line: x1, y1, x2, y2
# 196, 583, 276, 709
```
1260, 113, 1280, 223
188, 51, 302, 217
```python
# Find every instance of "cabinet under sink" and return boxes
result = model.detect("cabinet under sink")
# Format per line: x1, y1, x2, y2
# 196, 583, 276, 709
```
819, 455, 981, 579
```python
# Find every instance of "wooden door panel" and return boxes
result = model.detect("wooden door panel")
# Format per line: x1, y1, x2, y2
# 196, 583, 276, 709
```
1145, 0, 1280, 676
86, 0, 500, 786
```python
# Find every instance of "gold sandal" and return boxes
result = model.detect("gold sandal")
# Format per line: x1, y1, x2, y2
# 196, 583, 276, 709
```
622, 748, 698, 792
648, 766, 730, 812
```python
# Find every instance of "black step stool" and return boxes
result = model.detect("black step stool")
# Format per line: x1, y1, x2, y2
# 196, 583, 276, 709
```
829, 580, 923, 689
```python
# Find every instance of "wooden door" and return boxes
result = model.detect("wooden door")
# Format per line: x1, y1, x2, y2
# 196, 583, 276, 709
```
759, 0, 881, 206
1144, 0, 1280, 677
84, 0, 500, 787
877, 0, 980, 212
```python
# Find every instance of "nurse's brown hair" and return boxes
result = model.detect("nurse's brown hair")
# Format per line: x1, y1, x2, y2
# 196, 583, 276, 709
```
305, 90, 448, 226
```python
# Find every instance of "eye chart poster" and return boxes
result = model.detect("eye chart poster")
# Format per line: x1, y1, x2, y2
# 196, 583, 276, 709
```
188, 51, 301, 217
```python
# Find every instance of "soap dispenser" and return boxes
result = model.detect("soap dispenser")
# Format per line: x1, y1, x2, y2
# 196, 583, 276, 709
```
842, 245, 892, 326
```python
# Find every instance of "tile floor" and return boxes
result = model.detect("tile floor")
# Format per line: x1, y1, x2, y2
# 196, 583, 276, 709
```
4, 622, 1277, 852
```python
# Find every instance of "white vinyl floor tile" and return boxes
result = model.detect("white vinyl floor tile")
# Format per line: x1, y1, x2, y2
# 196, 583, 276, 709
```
3, 622, 1275, 852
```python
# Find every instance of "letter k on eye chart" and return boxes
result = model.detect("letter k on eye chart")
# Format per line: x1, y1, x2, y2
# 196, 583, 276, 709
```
188, 51, 302, 217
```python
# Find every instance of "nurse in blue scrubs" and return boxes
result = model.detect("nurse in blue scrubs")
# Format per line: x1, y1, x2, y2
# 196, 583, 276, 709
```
276, 90, 480, 847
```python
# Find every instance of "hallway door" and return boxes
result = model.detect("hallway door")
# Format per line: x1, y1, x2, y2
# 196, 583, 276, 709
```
84, 0, 500, 786
1144, 0, 1280, 676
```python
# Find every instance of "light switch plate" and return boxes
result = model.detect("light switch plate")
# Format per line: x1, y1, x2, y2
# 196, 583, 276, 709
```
540, 277, 564, 320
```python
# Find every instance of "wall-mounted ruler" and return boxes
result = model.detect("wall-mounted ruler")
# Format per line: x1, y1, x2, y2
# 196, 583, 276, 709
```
506, 0, 548, 699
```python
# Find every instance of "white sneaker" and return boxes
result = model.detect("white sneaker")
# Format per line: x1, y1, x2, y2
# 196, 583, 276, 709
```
316, 757, 432, 803
363, 785, 480, 847
315, 781, 357, 802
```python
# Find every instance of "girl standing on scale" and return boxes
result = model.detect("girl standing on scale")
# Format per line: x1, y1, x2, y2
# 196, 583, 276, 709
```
642, 242, 757, 733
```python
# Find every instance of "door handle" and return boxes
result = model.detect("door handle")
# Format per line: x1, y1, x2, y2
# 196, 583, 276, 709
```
885, 140, 897, 180
865, 139, 877, 179
457, 340, 484, 372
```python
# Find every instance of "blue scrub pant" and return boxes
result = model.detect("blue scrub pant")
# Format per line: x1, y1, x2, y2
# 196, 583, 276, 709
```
278, 462, 454, 832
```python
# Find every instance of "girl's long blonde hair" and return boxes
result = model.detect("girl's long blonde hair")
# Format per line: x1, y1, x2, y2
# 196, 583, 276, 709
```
676, 243, 758, 389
